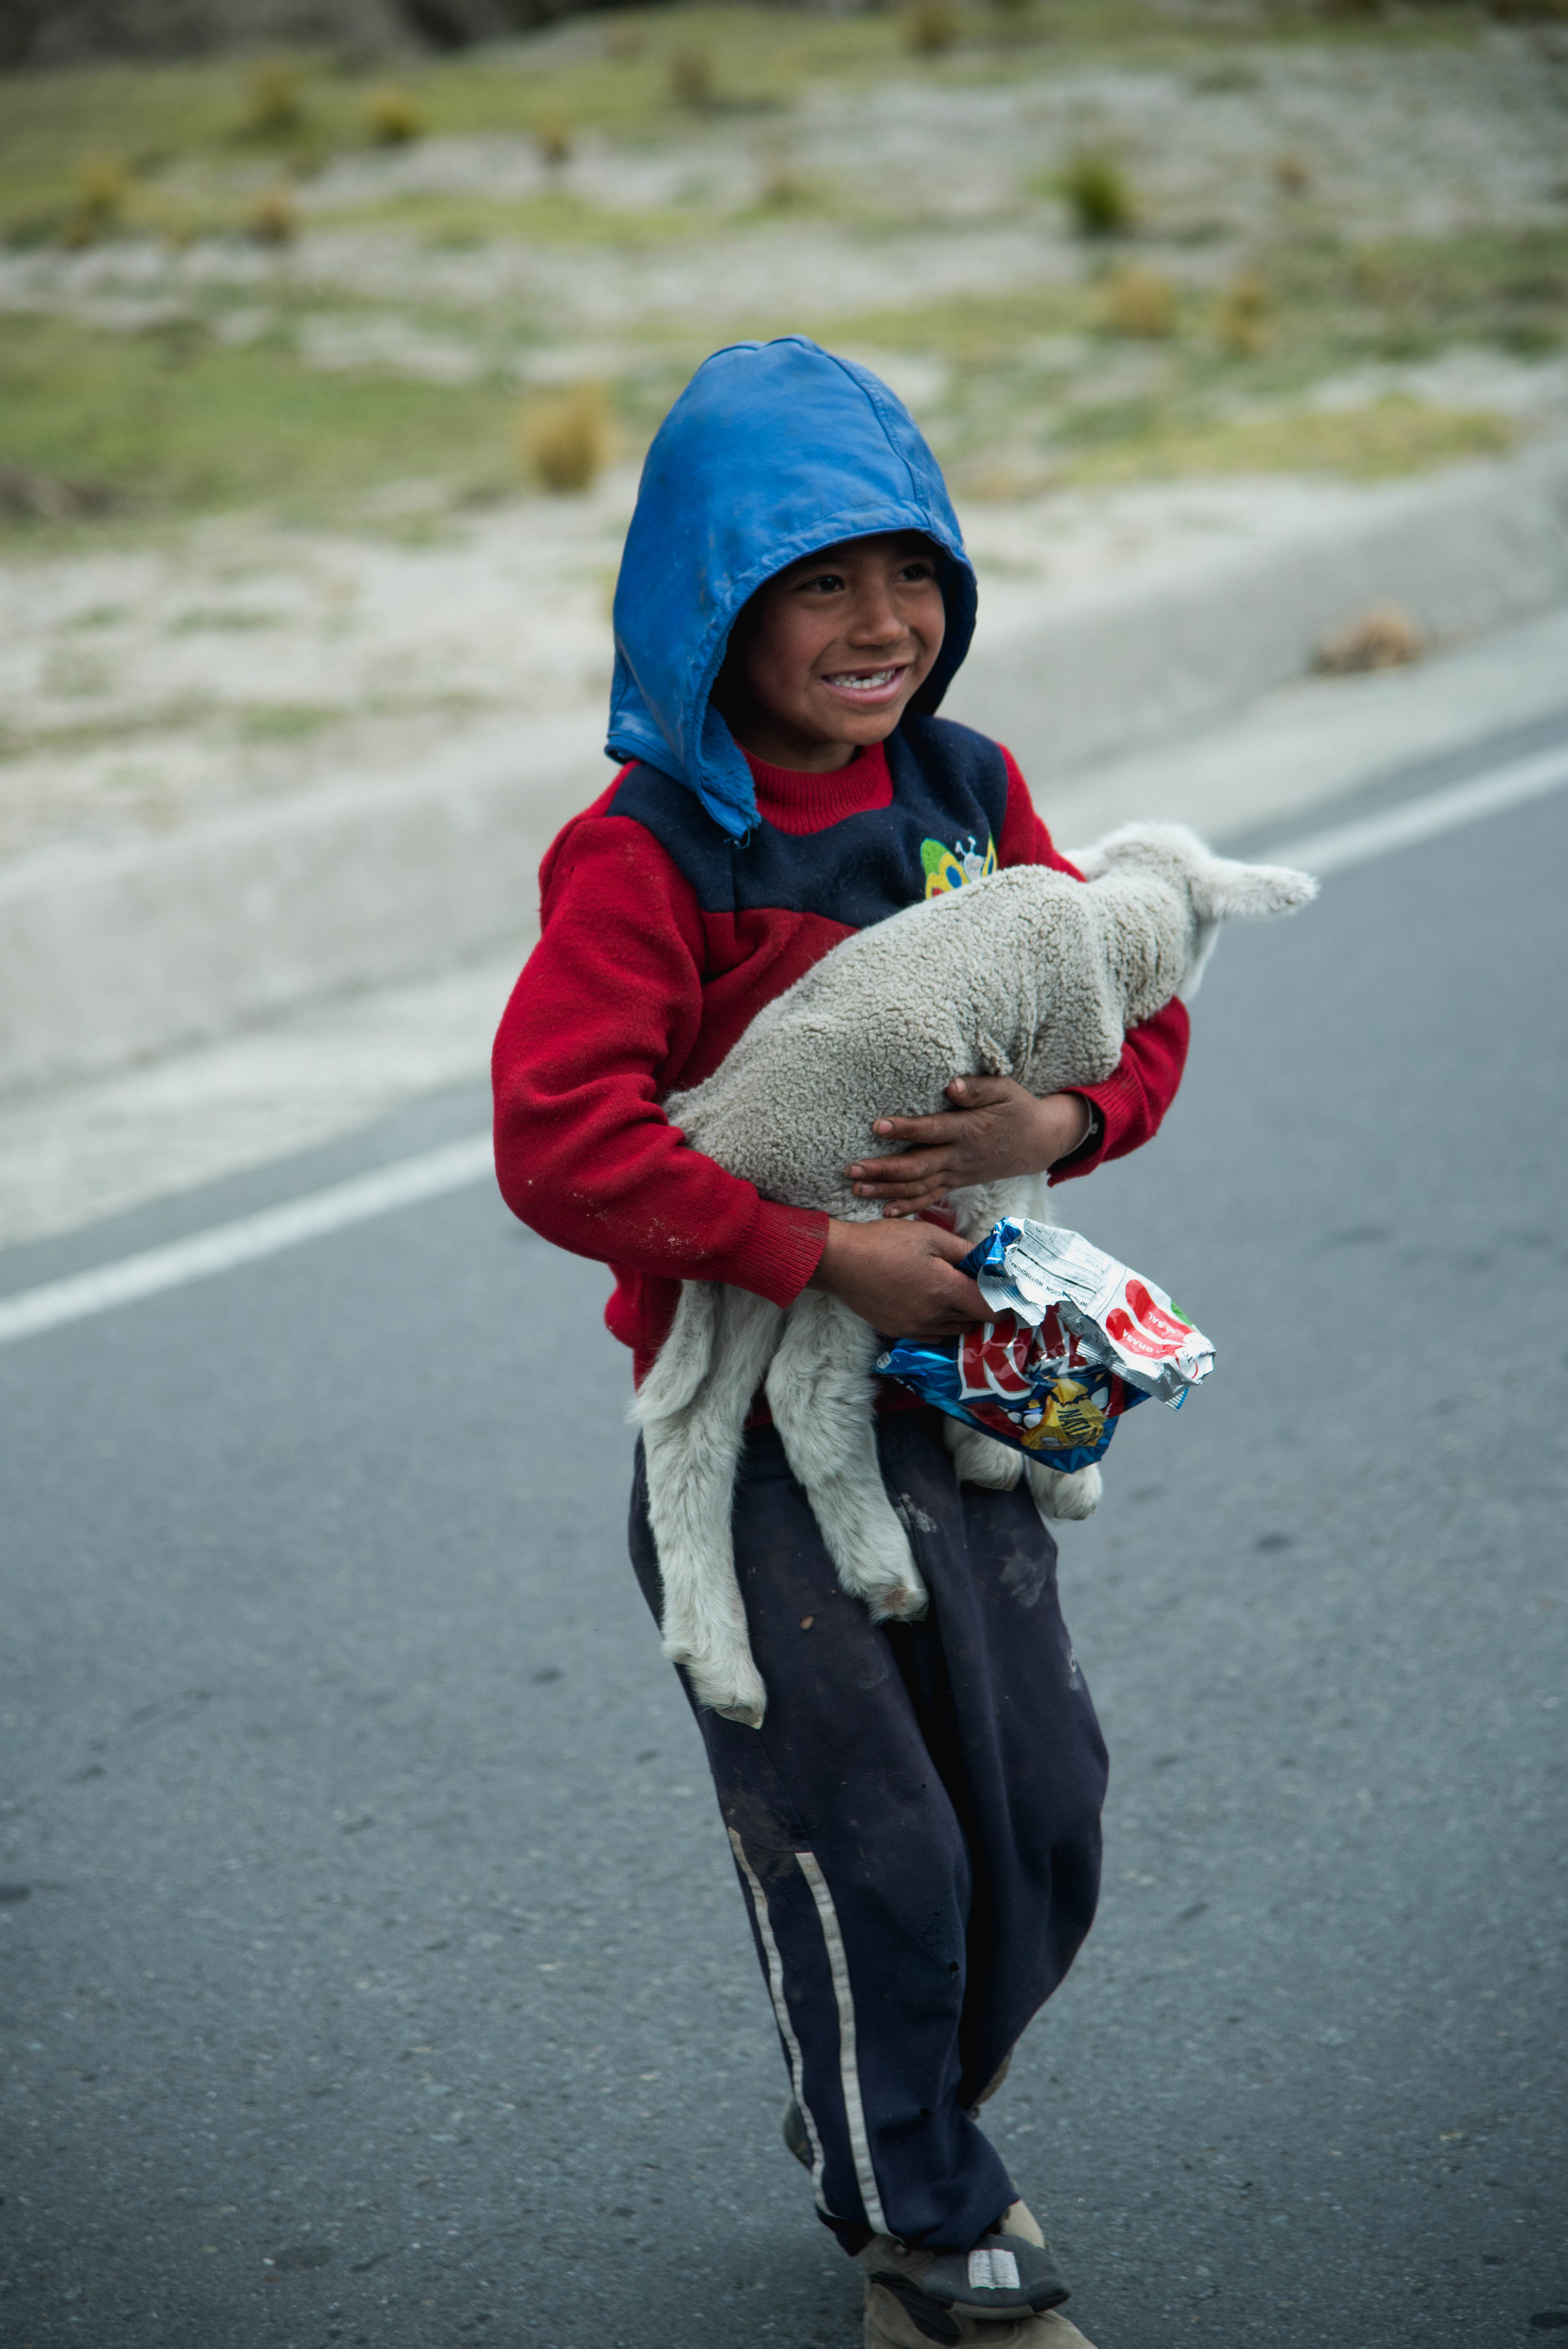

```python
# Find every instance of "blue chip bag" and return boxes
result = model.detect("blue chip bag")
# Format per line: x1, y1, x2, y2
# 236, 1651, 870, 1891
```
872, 1218, 1213, 1471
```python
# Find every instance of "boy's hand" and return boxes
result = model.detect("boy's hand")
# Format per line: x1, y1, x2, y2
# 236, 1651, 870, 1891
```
847, 1077, 1093, 1216
807, 1216, 985, 1339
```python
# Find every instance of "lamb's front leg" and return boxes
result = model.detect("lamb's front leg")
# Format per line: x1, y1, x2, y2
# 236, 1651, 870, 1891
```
765, 1289, 928, 1625
632, 1281, 782, 1728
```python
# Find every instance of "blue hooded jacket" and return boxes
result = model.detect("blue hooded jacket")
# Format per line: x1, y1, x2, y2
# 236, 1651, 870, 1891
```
607, 337, 978, 842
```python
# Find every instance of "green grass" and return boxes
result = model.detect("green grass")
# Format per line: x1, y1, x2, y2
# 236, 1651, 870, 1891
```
1055, 397, 1518, 486
0, 11, 1550, 538
815, 221, 1567, 482
0, 311, 527, 539
0, 2, 1488, 241
324, 186, 716, 251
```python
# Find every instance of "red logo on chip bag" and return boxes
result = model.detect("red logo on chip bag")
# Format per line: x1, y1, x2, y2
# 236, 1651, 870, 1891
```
959, 1313, 1037, 1401
1104, 1276, 1194, 1359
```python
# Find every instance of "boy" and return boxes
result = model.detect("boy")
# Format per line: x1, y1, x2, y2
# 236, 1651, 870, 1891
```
493, 339, 1188, 2347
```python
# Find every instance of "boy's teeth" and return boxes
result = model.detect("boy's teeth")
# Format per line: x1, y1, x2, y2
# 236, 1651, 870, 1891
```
832, 669, 896, 687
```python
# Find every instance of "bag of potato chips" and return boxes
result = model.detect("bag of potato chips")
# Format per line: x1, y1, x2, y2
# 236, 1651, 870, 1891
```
873, 1219, 1213, 1471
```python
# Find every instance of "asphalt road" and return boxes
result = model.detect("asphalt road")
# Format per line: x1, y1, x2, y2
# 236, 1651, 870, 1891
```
2, 731, 1565, 2349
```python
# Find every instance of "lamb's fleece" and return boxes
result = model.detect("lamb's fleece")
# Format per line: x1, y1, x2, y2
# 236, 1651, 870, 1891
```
633, 824, 1315, 1727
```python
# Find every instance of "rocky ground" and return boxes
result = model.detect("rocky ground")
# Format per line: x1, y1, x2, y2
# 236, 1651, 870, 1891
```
2, 3, 1566, 867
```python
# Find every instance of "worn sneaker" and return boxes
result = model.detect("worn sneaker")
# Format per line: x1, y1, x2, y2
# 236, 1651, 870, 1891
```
862, 2209, 1094, 2349
864, 2288, 1096, 2348
783, 2096, 813, 2168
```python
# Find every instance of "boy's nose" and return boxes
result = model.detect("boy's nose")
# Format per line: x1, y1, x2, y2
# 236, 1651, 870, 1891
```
846, 591, 909, 645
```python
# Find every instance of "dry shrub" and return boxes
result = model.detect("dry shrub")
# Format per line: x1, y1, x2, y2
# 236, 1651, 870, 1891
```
1315, 604, 1424, 674
1062, 150, 1133, 237
521, 385, 610, 494
0, 468, 117, 521
60, 155, 127, 248
1217, 268, 1270, 355
365, 85, 426, 146
758, 139, 803, 208
1103, 262, 1176, 338
238, 59, 307, 141
670, 47, 713, 107
247, 184, 300, 247
1274, 152, 1311, 196
536, 115, 573, 166
904, 0, 959, 53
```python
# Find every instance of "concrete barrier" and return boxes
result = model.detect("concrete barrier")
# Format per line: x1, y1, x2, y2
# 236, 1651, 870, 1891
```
4, 436, 1567, 1094
945, 436, 1568, 780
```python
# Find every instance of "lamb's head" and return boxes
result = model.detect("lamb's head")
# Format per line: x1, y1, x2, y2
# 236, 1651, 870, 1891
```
1067, 822, 1317, 1000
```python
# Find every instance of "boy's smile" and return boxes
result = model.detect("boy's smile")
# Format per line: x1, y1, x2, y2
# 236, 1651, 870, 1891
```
716, 530, 946, 772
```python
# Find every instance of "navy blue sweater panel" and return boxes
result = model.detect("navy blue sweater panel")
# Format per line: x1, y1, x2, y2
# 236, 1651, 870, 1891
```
605, 716, 1011, 929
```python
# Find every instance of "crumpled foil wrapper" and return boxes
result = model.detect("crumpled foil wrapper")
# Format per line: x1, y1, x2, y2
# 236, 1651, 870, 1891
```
967, 1218, 1214, 1408
872, 1218, 1213, 1470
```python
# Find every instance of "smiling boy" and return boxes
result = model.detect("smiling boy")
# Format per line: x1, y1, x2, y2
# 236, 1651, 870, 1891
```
493, 339, 1188, 2347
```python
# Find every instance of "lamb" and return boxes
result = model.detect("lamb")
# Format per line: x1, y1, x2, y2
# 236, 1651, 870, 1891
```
631, 822, 1316, 1727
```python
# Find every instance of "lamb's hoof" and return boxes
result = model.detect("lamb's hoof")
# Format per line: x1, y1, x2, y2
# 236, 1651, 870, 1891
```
1029, 1462, 1102, 1522
866, 1574, 930, 1626
669, 1645, 767, 1729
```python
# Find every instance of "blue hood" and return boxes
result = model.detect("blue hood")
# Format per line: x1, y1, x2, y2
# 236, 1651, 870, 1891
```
607, 336, 977, 841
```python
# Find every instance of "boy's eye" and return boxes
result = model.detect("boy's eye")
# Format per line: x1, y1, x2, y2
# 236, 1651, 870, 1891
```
799, 572, 846, 594
897, 561, 936, 583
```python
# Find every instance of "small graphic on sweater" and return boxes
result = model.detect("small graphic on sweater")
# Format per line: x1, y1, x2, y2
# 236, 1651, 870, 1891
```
921, 833, 997, 898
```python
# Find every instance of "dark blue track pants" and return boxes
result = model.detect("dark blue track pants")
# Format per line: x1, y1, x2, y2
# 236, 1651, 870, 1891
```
628, 1405, 1108, 2256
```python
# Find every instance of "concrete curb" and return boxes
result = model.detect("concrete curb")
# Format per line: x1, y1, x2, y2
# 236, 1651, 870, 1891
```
4, 436, 1568, 1094
946, 435, 1568, 781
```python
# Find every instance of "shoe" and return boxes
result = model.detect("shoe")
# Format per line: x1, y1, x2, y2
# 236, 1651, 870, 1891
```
864, 2291, 1096, 2348
783, 2095, 812, 2168
863, 2210, 1091, 2348
971, 2050, 1012, 2114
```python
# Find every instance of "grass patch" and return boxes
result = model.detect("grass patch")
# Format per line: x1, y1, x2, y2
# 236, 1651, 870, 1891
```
1056, 397, 1518, 485
0, 311, 526, 540
324, 187, 712, 251
0, 3, 1490, 240
235, 702, 341, 742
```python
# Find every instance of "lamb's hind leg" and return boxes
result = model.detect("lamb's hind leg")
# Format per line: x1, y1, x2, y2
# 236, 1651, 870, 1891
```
765, 1290, 928, 1626
632, 1281, 782, 1728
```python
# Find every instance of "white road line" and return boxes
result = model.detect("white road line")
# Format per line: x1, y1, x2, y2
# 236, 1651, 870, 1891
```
1268, 740, 1568, 876
0, 1135, 492, 1347
4, 734, 1566, 1350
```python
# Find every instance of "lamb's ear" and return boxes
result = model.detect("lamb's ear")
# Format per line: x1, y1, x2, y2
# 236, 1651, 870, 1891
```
1189, 854, 1318, 925
1061, 842, 1110, 879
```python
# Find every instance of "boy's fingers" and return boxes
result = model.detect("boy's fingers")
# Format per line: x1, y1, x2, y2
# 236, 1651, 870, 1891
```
946, 1074, 1012, 1106
921, 1229, 978, 1270
857, 1174, 950, 1201
850, 1145, 954, 1183
868, 1111, 963, 1145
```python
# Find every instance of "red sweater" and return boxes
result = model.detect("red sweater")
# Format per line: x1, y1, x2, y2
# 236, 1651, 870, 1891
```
493, 736, 1189, 1381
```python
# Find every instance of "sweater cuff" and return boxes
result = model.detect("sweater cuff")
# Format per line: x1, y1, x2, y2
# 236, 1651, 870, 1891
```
1051, 1066, 1142, 1184
709, 1199, 830, 1307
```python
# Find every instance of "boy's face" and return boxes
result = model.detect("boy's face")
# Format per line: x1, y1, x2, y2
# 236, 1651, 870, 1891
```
719, 531, 946, 772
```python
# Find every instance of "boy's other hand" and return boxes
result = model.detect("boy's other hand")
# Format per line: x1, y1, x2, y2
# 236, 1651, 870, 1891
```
847, 1077, 1093, 1214
807, 1217, 984, 1339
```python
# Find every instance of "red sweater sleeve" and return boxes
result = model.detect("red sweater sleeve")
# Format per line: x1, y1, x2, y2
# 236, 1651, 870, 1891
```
997, 746, 1190, 1182
492, 809, 827, 1303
